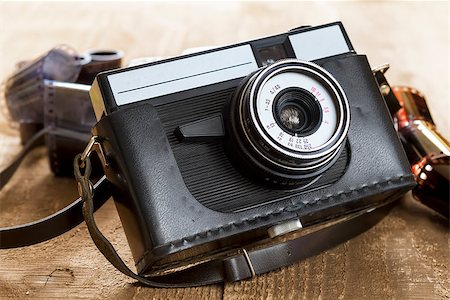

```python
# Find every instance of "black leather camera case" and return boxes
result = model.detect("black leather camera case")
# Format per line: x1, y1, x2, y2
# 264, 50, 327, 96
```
93, 53, 415, 275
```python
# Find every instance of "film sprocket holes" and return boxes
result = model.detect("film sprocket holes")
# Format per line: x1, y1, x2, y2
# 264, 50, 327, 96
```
90, 23, 415, 275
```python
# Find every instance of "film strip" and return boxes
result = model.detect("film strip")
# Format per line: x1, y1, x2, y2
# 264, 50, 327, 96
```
2, 45, 123, 175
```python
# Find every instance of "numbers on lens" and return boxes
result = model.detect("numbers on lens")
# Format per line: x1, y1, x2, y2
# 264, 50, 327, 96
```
265, 99, 271, 111
270, 84, 281, 95
277, 132, 284, 141
310, 86, 321, 98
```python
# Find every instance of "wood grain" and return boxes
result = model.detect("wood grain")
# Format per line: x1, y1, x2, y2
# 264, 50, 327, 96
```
223, 199, 449, 300
0, 2, 448, 300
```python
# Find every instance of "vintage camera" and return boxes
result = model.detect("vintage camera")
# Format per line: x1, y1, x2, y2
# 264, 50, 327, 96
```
89, 23, 415, 276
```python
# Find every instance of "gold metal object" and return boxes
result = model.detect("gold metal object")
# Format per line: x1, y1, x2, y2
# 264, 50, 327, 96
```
379, 84, 391, 96
80, 135, 108, 168
372, 64, 390, 75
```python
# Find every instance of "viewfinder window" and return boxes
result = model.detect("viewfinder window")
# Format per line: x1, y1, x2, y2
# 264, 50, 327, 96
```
258, 45, 287, 66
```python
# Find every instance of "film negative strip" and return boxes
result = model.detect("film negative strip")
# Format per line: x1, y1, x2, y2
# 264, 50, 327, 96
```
4, 45, 81, 125
1, 45, 123, 175
43, 80, 96, 175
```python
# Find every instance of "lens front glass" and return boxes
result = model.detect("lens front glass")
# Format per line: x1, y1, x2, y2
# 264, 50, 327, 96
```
274, 88, 322, 136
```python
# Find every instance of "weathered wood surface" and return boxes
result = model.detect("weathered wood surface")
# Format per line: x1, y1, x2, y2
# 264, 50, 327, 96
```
0, 2, 448, 299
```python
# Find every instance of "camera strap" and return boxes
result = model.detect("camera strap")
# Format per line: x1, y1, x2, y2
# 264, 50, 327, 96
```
0, 129, 111, 248
0, 129, 46, 191
74, 152, 395, 287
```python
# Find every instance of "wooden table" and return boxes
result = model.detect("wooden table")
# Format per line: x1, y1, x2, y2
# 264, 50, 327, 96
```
0, 2, 448, 299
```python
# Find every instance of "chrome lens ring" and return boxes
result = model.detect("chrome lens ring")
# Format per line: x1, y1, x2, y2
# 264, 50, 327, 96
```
237, 59, 350, 173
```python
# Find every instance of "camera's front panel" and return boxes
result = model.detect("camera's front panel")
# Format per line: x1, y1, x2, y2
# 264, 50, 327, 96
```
154, 85, 349, 212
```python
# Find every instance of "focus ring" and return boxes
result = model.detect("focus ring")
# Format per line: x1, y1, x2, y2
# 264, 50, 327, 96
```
227, 59, 350, 186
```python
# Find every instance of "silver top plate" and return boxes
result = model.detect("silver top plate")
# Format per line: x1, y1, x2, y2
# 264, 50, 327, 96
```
105, 24, 351, 108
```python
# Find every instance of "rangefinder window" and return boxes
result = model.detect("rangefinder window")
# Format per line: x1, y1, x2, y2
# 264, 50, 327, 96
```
258, 44, 288, 66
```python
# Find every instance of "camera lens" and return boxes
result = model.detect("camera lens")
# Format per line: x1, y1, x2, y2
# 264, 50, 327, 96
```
227, 59, 350, 186
274, 88, 322, 136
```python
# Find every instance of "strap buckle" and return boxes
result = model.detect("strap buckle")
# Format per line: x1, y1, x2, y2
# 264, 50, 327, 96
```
80, 135, 108, 168
223, 248, 257, 282
241, 248, 256, 278
75, 136, 107, 199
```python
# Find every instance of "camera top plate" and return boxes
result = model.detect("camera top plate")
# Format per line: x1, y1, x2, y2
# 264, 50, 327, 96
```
90, 22, 354, 120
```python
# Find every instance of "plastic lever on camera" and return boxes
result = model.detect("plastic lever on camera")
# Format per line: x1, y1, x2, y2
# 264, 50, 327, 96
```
174, 113, 225, 142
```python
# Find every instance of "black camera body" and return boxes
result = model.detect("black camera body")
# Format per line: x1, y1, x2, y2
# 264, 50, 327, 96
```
90, 22, 415, 275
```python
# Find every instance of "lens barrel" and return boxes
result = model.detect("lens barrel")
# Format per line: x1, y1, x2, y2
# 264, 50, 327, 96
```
226, 59, 350, 187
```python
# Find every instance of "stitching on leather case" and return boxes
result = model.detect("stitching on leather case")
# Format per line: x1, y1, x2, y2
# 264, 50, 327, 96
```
163, 173, 413, 248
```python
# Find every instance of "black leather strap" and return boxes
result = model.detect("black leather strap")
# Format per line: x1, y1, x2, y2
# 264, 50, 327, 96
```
0, 128, 46, 190
223, 203, 392, 282
0, 130, 111, 249
0, 177, 110, 248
